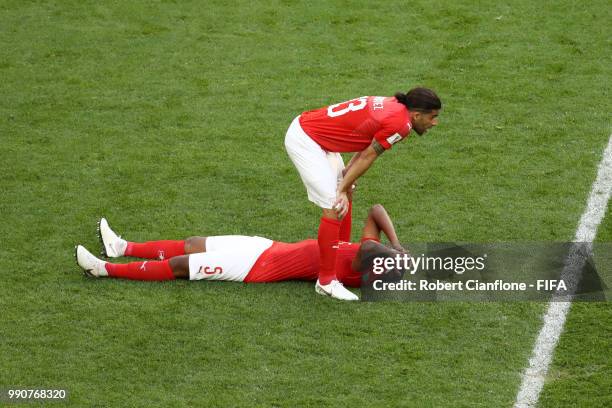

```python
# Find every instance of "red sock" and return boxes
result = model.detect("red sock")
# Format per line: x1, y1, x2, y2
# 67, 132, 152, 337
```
318, 217, 341, 285
125, 240, 185, 260
339, 200, 352, 242
105, 260, 175, 281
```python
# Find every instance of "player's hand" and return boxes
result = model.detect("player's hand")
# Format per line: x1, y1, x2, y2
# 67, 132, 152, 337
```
391, 242, 407, 253
333, 192, 350, 219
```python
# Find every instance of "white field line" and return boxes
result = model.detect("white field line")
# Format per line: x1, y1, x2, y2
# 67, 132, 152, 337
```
514, 134, 612, 408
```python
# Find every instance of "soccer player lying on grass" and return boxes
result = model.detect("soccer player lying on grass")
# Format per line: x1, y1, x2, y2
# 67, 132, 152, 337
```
75, 203, 406, 297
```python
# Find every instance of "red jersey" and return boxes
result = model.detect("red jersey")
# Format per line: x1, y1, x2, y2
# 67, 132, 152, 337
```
244, 239, 362, 288
299, 96, 412, 153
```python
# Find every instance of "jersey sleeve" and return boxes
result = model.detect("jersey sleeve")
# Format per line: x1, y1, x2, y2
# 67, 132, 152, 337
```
373, 112, 412, 150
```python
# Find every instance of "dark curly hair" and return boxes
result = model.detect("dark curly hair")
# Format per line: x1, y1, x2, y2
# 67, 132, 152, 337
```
395, 87, 441, 112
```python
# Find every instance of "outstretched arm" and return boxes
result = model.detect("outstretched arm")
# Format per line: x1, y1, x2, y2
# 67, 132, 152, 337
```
360, 204, 406, 253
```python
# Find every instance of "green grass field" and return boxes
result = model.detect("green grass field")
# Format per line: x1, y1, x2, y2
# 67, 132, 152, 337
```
1, 1, 610, 406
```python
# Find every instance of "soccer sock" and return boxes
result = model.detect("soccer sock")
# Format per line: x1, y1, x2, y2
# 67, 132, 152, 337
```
124, 240, 185, 260
105, 260, 175, 281
318, 217, 341, 285
339, 200, 352, 242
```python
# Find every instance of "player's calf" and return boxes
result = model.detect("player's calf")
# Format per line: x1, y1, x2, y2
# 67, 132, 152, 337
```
76, 245, 184, 280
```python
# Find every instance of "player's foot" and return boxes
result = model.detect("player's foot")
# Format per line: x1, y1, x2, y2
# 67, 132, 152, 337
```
75, 245, 108, 277
98, 218, 127, 258
315, 279, 359, 301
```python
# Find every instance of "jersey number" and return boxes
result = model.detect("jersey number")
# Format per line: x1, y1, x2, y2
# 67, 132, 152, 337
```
327, 97, 368, 118
200, 266, 223, 275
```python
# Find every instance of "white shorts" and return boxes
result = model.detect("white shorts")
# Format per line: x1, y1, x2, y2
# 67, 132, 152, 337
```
284, 116, 344, 209
189, 235, 273, 282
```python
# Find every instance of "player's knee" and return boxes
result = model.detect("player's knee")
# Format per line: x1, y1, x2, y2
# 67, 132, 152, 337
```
322, 208, 341, 221
169, 255, 190, 279
184, 237, 207, 254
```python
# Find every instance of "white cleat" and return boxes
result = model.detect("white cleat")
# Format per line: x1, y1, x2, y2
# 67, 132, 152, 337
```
98, 218, 127, 258
75, 245, 108, 277
315, 279, 359, 301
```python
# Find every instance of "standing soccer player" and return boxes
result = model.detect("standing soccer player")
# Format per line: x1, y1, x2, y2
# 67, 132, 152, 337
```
285, 87, 441, 300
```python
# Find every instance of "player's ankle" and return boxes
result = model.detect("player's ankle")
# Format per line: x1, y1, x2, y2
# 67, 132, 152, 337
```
318, 277, 335, 285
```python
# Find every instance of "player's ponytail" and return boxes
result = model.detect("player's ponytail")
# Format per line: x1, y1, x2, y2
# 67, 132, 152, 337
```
395, 87, 442, 112
394, 92, 410, 106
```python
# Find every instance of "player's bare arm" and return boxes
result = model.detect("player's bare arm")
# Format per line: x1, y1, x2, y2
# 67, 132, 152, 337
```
333, 141, 384, 217
340, 140, 385, 192
341, 166, 357, 200
343, 151, 362, 190
361, 204, 406, 253
351, 204, 407, 271
345, 151, 362, 168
